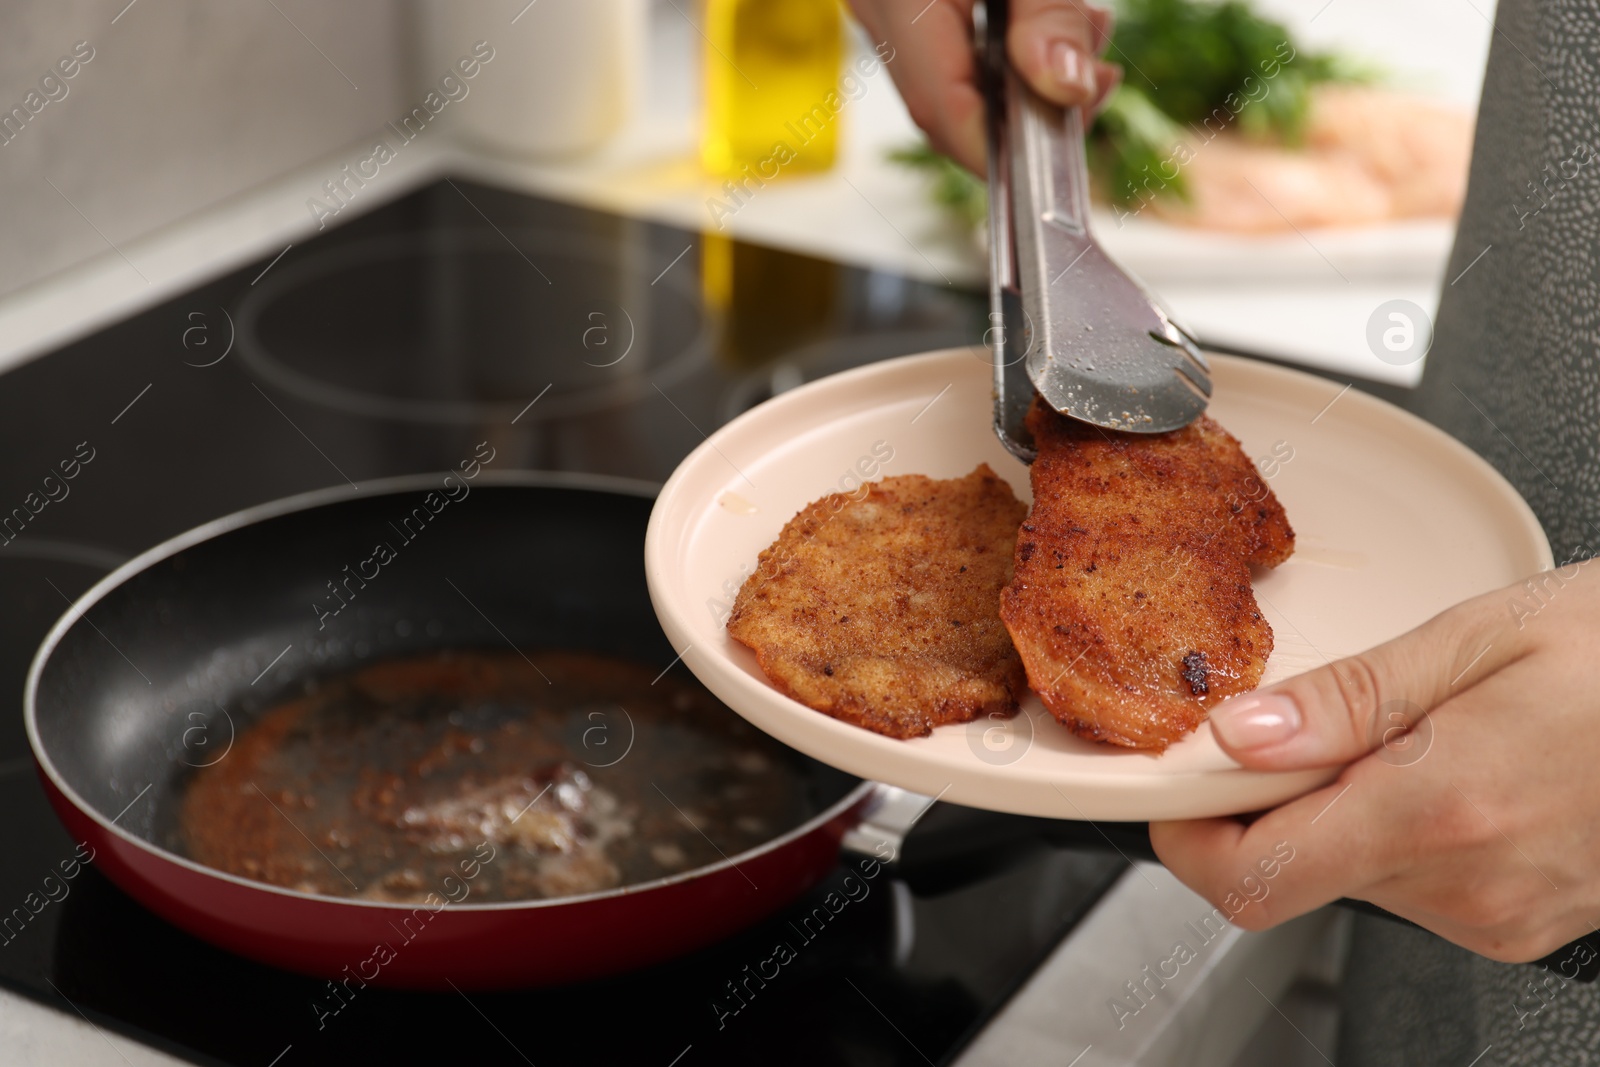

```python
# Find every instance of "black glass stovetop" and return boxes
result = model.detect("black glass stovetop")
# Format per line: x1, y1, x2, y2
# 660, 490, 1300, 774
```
0, 178, 1125, 1066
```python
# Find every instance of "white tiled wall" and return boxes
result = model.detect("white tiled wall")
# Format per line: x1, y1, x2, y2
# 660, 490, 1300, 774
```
0, 0, 407, 300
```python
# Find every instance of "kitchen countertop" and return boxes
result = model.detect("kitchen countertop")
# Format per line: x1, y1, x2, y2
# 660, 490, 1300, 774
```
0, 989, 196, 1067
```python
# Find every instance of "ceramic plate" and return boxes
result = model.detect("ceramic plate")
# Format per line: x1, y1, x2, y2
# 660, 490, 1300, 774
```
645, 349, 1551, 820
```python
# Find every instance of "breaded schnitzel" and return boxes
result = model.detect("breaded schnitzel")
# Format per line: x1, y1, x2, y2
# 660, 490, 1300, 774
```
1000, 402, 1294, 751
727, 466, 1027, 739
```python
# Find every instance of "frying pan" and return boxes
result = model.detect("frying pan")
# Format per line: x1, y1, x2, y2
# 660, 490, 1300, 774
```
25, 471, 889, 990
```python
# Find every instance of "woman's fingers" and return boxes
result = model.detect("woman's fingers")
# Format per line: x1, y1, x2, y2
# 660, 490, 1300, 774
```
1007, 0, 1114, 108
1150, 768, 1390, 931
1206, 587, 1517, 770
847, 0, 1116, 173
1158, 644, 1586, 956
848, 0, 987, 172
1089, 57, 1122, 114
1157, 566, 1600, 960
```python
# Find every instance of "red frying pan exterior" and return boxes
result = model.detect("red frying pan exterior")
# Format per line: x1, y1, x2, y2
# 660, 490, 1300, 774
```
25, 473, 877, 990
38, 765, 873, 990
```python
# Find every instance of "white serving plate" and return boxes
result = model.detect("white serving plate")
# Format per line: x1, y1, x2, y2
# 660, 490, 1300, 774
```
645, 349, 1550, 820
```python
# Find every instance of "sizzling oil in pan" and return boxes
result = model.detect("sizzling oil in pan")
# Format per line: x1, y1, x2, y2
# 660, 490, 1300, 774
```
172, 650, 820, 903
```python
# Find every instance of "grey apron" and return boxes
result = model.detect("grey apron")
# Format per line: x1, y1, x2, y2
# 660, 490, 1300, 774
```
1338, 0, 1600, 1062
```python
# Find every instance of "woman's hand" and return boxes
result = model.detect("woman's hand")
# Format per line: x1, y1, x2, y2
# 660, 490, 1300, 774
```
846, 0, 1120, 173
1151, 561, 1600, 963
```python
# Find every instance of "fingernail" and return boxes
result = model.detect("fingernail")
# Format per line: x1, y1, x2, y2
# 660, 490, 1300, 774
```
1211, 693, 1301, 750
1051, 41, 1097, 99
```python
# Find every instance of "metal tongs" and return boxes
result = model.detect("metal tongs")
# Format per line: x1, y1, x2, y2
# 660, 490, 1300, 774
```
980, 0, 1211, 461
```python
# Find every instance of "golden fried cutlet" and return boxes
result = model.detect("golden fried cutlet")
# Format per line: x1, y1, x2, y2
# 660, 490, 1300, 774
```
1000, 402, 1294, 751
727, 465, 1028, 739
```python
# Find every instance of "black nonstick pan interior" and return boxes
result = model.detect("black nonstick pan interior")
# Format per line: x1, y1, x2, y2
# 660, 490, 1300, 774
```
29, 471, 860, 868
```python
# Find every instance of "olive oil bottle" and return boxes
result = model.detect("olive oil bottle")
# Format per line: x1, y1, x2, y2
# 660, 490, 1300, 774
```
701, 0, 844, 177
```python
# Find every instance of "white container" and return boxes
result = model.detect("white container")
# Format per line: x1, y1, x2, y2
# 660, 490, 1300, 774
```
414, 0, 641, 159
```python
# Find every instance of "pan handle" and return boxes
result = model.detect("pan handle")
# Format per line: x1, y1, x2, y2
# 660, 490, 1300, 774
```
838, 784, 1160, 894
900, 802, 1159, 895
846, 795, 1600, 981
838, 783, 938, 865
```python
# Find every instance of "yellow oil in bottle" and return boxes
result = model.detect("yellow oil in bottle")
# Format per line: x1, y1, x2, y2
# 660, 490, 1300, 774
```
701, 0, 844, 178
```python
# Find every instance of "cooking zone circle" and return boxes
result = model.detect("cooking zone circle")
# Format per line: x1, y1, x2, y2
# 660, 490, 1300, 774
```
236, 231, 712, 425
